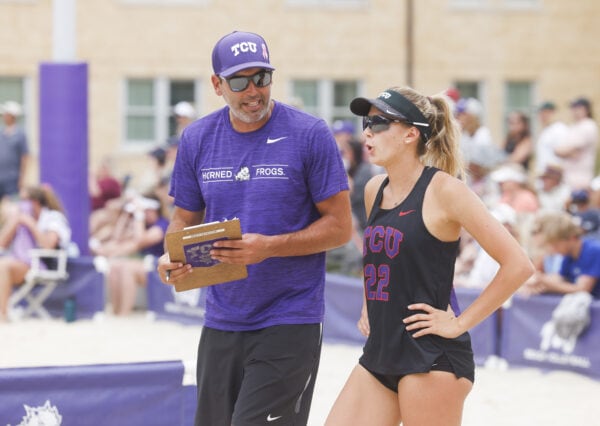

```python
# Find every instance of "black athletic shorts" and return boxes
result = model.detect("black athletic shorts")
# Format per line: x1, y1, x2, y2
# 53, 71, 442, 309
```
194, 323, 322, 426
360, 353, 457, 393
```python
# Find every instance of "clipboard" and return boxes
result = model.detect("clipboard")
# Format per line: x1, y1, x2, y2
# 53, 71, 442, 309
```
165, 218, 248, 292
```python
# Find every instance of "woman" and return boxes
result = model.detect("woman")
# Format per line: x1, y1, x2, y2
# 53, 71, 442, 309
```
503, 111, 533, 170
94, 194, 168, 316
0, 184, 71, 322
325, 87, 534, 425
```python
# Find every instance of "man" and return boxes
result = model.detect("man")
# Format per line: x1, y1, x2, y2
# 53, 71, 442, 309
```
536, 164, 571, 213
523, 211, 600, 298
157, 31, 352, 426
554, 97, 598, 190
455, 97, 494, 166
0, 101, 29, 200
534, 101, 568, 175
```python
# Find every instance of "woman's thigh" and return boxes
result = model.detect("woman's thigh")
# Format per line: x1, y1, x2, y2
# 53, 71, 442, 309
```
325, 364, 400, 426
397, 371, 473, 426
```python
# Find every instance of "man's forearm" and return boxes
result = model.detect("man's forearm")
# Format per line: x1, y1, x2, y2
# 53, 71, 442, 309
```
264, 213, 351, 258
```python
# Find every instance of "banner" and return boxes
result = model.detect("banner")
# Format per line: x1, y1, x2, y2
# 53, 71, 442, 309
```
500, 294, 600, 378
454, 288, 499, 364
43, 256, 106, 319
146, 270, 206, 325
0, 361, 185, 426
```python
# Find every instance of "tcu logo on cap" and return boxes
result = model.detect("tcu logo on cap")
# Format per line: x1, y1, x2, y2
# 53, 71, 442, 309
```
231, 42, 258, 56
378, 91, 392, 99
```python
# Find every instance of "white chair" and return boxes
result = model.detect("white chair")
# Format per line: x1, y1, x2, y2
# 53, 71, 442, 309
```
9, 248, 69, 319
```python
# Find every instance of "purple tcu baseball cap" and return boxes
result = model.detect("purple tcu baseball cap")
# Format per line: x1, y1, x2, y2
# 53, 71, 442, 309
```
212, 31, 275, 78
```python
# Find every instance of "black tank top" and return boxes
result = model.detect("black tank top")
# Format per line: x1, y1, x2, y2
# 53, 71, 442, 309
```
359, 167, 474, 379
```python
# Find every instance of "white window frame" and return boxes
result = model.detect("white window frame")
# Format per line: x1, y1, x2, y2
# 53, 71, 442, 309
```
289, 78, 363, 130
122, 77, 200, 151
286, 0, 367, 8
504, 80, 535, 134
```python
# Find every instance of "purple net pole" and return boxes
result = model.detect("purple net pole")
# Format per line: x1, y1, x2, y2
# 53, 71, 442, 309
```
39, 62, 89, 255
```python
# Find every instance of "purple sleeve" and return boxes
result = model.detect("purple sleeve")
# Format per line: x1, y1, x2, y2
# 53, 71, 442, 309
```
169, 128, 205, 212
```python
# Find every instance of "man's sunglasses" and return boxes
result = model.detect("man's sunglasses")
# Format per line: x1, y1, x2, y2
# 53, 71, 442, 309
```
224, 70, 272, 92
362, 115, 403, 133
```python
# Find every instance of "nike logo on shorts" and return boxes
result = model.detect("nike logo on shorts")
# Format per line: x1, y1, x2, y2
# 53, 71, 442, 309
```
267, 414, 283, 421
266, 136, 288, 144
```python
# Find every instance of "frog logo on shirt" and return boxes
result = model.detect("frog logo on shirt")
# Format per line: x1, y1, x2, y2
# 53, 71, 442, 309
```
235, 167, 250, 181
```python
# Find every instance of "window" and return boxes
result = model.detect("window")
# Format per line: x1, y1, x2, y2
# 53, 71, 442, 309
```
503, 0, 540, 9
504, 81, 534, 133
0, 76, 26, 125
120, 0, 209, 5
286, 0, 367, 7
454, 81, 481, 101
291, 79, 360, 130
450, 0, 539, 10
449, 0, 490, 9
124, 78, 199, 147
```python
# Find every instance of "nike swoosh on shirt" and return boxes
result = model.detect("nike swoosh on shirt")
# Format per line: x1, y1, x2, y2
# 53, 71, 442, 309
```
398, 209, 416, 217
266, 136, 288, 144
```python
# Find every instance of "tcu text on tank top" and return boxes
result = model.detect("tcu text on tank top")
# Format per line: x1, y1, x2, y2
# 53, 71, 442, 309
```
359, 166, 474, 378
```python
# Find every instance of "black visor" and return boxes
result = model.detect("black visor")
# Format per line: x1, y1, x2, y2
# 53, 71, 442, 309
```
350, 89, 431, 141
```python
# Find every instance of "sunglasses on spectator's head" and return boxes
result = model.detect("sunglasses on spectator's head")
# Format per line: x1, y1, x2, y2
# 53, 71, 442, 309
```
362, 114, 403, 133
224, 70, 272, 92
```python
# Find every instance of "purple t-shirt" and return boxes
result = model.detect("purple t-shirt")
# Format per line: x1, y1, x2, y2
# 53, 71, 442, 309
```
170, 101, 349, 331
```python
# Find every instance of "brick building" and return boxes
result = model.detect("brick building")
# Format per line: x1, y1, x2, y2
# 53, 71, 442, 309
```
0, 0, 598, 182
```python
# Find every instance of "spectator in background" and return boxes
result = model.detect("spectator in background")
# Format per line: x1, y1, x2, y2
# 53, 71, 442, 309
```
590, 175, 600, 209
455, 204, 520, 289
535, 101, 568, 175
0, 101, 29, 201
0, 184, 71, 322
566, 189, 600, 239
490, 163, 539, 214
502, 111, 533, 170
491, 163, 539, 251
554, 97, 598, 190
161, 103, 197, 215
465, 143, 504, 207
167, 101, 197, 147
444, 86, 461, 114
90, 147, 167, 249
93, 194, 168, 316
341, 138, 373, 232
89, 156, 122, 211
164, 101, 197, 178
135, 146, 168, 196
332, 119, 356, 150
522, 211, 600, 299
328, 135, 372, 276
536, 164, 571, 213
456, 97, 494, 166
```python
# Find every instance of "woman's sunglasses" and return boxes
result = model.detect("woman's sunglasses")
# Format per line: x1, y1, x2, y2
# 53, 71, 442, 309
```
225, 70, 273, 92
362, 115, 403, 133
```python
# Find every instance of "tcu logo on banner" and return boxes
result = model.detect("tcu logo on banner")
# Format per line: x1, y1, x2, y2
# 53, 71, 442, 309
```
13, 400, 62, 426
230, 42, 257, 56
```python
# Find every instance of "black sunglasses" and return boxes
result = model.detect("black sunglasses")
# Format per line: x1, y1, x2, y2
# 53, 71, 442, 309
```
224, 70, 273, 92
362, 115, 403, 133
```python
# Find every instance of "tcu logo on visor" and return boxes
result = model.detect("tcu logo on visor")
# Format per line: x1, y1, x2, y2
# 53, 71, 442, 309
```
378, 91, 392, 99
230, 41, 258, 56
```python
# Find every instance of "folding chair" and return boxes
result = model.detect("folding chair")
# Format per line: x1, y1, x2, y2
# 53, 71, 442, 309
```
9, 248, 69, 319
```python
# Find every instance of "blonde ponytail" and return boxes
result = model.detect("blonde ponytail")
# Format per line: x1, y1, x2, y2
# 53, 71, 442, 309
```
393, 87, 465, 180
